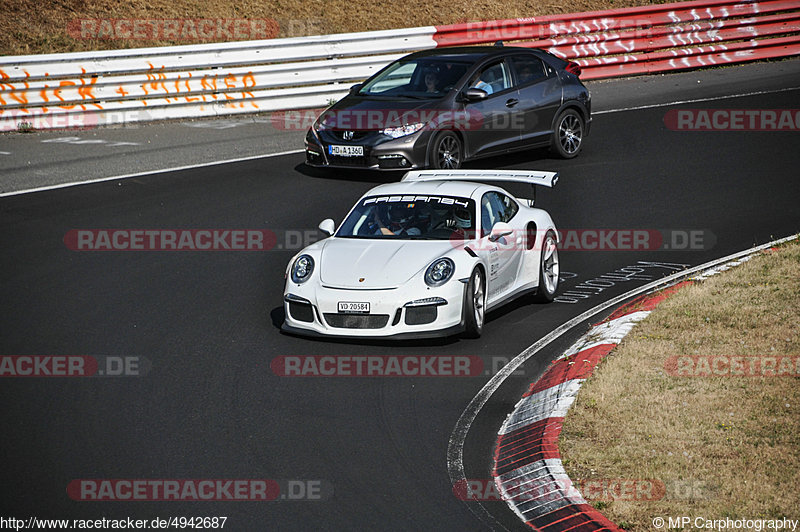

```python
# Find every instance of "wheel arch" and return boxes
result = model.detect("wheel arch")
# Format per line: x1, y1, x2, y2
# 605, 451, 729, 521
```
460, 259, 487, 338
472, 260, 487, 281
425, 127, 468, 168
550, 101, 590, 132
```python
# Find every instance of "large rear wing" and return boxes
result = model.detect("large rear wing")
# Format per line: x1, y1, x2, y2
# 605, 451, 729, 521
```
401, 169, 558, 206
401, 169, 558, 188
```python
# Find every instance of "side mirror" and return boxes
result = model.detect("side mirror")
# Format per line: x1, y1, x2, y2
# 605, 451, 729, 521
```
349, 83, 363, 94
489, 221, 513, 242
462, 88, 488, 102
317, 218, 336, 237
318, 219, 336, 237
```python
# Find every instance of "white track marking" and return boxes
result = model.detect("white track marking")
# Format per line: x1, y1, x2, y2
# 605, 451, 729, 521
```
495, 459, 583, 521
499, 379, 585, 432
594, 86, 800, 115
0, 149, 304, 198
447, 233, 798, 527
559, 310, 650, 358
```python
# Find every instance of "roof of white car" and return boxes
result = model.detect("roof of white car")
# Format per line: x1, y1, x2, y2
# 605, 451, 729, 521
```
364, 179, 496, 200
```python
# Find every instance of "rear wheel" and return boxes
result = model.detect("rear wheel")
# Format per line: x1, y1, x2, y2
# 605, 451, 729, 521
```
430, 131, 463, 169
534, 231, 559, 302
463, 268, 485, 338
550, 109, 584, 159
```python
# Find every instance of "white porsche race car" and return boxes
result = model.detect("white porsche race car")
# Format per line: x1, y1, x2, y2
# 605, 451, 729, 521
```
282, 170, 560, 339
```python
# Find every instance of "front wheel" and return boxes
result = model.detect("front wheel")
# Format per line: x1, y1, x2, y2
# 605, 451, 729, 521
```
534, 231, 559, 302
550, 109, 585, 159
463, 268, 485, 338
430, 131, 463, 169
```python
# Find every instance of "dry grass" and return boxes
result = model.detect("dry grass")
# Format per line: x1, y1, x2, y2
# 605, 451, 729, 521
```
559, 239, 800, 530
2, 0, 683, 56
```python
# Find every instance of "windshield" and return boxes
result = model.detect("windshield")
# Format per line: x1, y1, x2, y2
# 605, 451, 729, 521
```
358, 59, 471, 99
336, 195, 477, 240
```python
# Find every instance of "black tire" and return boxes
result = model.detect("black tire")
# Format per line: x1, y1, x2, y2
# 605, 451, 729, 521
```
550, 109, 585, 159
533, 231, 559, 302
430, 130, 463, 169
463, 268, 485, 338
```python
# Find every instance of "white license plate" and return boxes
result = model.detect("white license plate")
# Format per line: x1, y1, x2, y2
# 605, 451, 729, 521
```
338, 301, 370, 313
328, 145, 364, 157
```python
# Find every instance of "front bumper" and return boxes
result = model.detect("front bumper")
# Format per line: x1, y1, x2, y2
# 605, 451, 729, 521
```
282, 277, 468, 339
304, 128, 430, 170
281, 321, 465, 340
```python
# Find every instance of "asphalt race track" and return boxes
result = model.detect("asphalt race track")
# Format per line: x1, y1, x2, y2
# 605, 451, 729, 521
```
1, 63, 800, 530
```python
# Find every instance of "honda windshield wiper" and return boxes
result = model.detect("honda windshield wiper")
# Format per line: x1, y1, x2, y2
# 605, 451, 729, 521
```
395, 94, 435, 100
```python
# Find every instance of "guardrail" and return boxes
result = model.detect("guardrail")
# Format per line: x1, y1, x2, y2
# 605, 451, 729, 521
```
1, 0, 799, 130
434, 0, 800, 79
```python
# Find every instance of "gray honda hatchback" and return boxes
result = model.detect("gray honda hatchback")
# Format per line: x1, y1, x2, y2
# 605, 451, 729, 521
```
305, 45, 591, 170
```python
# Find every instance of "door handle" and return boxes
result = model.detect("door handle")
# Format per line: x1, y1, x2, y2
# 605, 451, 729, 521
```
505, 98, 519, 108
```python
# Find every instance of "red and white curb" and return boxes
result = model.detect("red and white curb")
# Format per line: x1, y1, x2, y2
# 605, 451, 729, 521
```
491, 284, 686, 531
445, 234, 797, 531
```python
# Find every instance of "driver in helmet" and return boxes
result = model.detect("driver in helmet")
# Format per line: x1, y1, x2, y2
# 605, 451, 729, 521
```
448, 207, 471, 228
447, 206, 474, 239
372, 203, 422, 236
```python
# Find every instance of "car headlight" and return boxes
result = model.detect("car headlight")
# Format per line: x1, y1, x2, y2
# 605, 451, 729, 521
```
424, 258, 455, 287
313, 118, 329, 131
381, 122, 425, 139
313, 111, 334, 131
291, 255, 315, 283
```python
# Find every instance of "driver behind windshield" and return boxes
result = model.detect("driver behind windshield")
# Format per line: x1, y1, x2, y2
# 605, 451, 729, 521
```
446, 206, 475, 240
338, 196, 475, 239
424, 70, 440, 93
371, 203, 423, 236
448, 206, 472, 230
